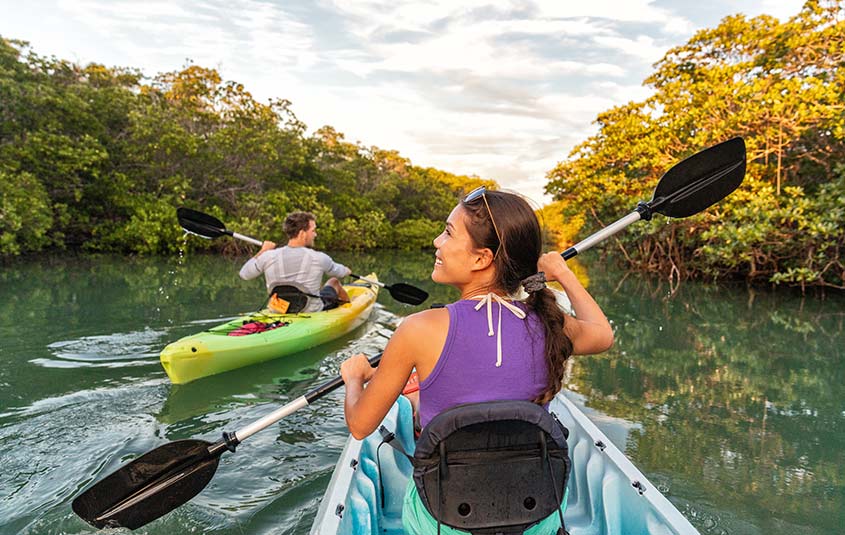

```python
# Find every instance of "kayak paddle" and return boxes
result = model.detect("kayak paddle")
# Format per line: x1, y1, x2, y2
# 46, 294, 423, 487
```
177, 207, 263, 246
72, 354, 383, 530
560, 136, 746, 260
349, 273, 429, 306
176, 208, 429, 305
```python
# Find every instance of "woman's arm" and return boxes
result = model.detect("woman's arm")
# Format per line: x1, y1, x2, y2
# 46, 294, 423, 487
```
537, 252, 614, 355
341, 312, 433, 439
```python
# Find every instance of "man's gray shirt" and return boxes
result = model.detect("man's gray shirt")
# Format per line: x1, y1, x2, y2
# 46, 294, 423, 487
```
239, 246, 351, 312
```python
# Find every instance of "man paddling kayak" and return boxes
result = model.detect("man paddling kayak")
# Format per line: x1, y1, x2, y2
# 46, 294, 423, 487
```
239, 211, 351, 312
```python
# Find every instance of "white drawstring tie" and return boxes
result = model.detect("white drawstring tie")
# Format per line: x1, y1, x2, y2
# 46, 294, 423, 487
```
473, 293, 526, 367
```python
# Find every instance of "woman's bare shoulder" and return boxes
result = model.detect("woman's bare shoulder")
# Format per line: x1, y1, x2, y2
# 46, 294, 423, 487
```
396, 307, 450, 335
389, 307, 451, 375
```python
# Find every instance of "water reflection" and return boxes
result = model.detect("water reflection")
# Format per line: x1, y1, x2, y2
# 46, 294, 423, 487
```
567, 272, 845, 533
0, 252, 842, 534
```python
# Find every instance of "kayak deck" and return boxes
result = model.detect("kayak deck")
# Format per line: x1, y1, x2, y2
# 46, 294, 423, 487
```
160, 276, 379, 384
311, 394, 699, 535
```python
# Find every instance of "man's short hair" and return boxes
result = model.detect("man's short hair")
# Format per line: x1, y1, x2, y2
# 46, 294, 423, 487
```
284, 211, 316, 239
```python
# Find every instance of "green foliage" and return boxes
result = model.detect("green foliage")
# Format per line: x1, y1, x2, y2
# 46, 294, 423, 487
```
391, 218, 442, 250
0, 170, 52, 254
106, 195, 188, 255
328, 211, 392, 250
0, 36, 495, 257
545, 2, 845, 288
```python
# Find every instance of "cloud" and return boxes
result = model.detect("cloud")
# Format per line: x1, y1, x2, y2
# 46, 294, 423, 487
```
321, 2, 670, 81
55, 0, 318, 74
534, 0, 696, 34
751, 0, 806, 22
10, 0, 775, 205
301, 1, 695, 201
326, 0, 697, 38
592, 34, 666, 62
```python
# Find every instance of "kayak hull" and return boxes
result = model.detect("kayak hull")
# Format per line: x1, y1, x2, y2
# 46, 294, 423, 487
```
311, 393, 699, 535
160, 275, 379, 384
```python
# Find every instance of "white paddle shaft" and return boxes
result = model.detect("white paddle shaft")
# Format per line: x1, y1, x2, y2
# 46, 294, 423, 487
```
231, 232, 263, 246
564, 211, 642, 258
235, 396, 309, 442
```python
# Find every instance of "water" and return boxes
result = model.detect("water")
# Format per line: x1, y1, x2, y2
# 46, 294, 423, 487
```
0, 252, 842, 534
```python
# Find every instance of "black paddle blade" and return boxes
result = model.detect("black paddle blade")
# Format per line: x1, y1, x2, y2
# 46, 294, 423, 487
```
649, 137, 746, 218
387, 282, 429, 305
72, 439, 222, 530
177, 207, 229, 240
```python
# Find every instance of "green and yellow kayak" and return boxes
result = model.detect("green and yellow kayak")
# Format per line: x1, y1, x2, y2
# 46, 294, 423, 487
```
160, 275, 379, 384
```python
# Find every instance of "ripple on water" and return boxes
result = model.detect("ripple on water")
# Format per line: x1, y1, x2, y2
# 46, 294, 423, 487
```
0, 379, 167, 532
4, 307, 402, 534
676, 498, 776, 535
32, 328, 171, 368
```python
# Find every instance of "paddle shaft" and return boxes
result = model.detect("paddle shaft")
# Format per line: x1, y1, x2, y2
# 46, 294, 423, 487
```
235, 353, 382, 442
561, 210, 641, 260
203, 227, 403, 297
559, 138, 746, 261
350, 273, 386, 289
231, 231, 263, 246
178, 207, 428, 305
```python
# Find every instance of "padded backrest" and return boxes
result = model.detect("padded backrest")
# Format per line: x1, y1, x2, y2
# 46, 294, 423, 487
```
412, 400, 570, 535
268, 285, 309, 313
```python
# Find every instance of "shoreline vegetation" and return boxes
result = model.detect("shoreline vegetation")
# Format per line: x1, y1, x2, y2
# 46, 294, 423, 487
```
1, 2, 843, 289
546, 1, 844, 290
0, 35, 494, 259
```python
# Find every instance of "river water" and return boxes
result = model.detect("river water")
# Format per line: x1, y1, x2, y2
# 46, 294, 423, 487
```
1, 251, 842, 534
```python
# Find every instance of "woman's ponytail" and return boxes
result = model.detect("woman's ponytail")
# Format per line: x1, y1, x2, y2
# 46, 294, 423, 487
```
526, 287, 572, 405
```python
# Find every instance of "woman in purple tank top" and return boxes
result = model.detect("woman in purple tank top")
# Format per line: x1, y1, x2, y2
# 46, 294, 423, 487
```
340, 188, 614, 534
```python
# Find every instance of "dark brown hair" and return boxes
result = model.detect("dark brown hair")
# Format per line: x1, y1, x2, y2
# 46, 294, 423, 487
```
461, 190, 573, 404
283, 211, 316, 239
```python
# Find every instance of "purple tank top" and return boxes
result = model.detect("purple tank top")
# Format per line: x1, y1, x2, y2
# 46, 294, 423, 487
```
418, 299, 549, 428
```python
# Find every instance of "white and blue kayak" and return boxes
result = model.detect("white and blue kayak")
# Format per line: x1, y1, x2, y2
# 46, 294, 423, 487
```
311, 394, 699, 535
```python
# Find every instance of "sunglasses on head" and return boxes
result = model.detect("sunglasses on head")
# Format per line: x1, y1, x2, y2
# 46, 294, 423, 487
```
463, 186, 503, 258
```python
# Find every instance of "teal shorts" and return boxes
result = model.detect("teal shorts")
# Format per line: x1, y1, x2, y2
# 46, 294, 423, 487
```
401, 480, 569, 535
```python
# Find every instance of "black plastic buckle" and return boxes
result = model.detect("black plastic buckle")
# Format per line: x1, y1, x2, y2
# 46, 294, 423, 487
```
222, 431, 240, 452
636, 201, 654, 221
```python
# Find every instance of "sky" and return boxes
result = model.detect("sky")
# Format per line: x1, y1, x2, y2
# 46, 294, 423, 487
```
0, 0, 805, 205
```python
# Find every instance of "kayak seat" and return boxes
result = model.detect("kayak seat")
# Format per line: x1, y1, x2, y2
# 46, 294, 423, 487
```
412, 400, 571, 535
267, 284, 312, 314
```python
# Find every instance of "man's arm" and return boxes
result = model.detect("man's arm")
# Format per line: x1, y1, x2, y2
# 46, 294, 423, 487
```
319, 252, 351, 279
239, 241, 276, 280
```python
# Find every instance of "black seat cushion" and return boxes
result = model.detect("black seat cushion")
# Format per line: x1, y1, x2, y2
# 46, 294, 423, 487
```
412, 400, 570, 535
268, 285, 309, 313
